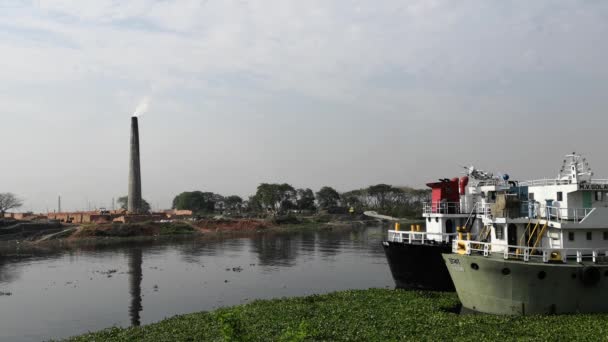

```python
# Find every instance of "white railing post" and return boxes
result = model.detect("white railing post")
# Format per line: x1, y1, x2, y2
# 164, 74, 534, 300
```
542, 250, 548, 263
483, 243, 489, 257
524, 248, 529, 262
466, 241, 471, 255
504, 248, 509, 260
577, 251, 582, 263
593, 250, 597, 263
408, 232, 411, 244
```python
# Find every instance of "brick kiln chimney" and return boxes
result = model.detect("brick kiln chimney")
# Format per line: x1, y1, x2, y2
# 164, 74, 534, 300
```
128, 116, 142, 213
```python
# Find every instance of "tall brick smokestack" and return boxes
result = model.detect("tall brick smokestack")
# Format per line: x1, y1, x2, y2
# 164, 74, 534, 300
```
128, 116, 142, 213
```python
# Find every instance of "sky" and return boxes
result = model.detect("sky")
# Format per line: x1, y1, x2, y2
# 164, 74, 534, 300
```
2, 0, 608, 212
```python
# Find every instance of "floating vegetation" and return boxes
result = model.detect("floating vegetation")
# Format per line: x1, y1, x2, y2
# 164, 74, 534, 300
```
64, 289, 608, 341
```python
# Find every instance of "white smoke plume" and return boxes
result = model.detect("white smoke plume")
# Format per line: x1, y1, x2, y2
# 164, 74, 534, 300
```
133, 97, 150, 117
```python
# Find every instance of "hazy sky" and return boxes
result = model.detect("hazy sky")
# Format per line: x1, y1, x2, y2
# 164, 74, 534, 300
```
2, 1, 608, 212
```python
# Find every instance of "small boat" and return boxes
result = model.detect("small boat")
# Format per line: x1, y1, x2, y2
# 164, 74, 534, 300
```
382, 175, 476, 291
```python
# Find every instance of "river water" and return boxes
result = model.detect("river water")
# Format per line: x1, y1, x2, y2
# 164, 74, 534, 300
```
0, 226, 392, 341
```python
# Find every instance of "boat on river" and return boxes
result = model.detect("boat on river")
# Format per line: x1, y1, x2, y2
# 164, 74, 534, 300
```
382, 172, 476, 291
443, 153, 608, 315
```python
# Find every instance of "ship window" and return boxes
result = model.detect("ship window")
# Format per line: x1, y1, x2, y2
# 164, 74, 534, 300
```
529, 193, 535, 201
587, 232, 593, 240
596, 192, 603, 201
557, 192, 563, 201
604, 232, 608, 240
568, 232, 575, 241
496, 225, 503, 239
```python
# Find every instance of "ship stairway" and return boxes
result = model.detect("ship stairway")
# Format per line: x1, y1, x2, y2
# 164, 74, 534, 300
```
478, 225, 492, 242
463, 204, 478, 232
519, 220, 535, 247
530, 222, 548, 255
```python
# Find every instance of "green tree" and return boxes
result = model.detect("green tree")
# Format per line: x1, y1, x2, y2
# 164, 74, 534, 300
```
316, 186, 341, 209
253, 183, 296, 213
224, 195, 243, 211
172, 191, 217, 213
367, 184, 401, 209
296, 188, 316, 211
246, 195, 263, 213
117, 196, 151, 212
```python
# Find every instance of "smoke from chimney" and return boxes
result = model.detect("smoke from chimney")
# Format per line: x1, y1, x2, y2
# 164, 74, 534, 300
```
133, 97, 150, 117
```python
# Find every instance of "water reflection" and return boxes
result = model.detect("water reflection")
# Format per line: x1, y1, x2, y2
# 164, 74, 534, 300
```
127, 248, 143, 326
0, 226, 392, 342
0, 260, 19, 284
250, 234, 299, 267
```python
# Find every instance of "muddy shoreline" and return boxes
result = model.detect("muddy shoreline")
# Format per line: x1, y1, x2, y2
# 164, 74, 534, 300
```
0, 217, 382, 252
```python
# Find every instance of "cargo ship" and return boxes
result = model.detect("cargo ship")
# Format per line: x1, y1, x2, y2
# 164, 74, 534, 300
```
443, 153, 608, 315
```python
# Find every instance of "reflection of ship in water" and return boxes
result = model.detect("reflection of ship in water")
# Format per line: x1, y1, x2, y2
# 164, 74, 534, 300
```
127, 248, 143, 326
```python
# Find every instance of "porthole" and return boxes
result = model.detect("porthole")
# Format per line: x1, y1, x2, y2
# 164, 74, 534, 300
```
538, 271, 546, 280
501, 268, 510, 275
435, 218, 439, 223
471, 263, 479, 270
428, 218, 431, 222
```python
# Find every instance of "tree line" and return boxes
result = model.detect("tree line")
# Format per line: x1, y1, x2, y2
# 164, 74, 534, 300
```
172, 183, 430, 218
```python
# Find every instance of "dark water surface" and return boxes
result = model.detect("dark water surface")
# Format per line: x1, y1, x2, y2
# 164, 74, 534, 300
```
0, 226, 392, 341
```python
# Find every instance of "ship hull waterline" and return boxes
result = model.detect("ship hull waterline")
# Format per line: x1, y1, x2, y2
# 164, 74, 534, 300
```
443, 253, 608, 315
382, 241, 455, 291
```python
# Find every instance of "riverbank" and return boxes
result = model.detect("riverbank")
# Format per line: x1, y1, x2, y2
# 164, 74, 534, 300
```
65, 288, 608, 341
0, 215, 384, 249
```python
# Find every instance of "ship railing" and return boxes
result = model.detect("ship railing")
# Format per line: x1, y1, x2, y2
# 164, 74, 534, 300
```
453, 239, 608, 264
519, 179, 573, 187
543, 206, 594, 223
519, 178, 608, 186
423, 202, 461, 215
476, 202, 492, 218
388, 230, 457, 244
523, 202, 594, 223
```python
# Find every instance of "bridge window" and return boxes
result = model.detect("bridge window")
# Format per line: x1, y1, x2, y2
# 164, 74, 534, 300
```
529, 193, 535, 201
557, 192, 563, 201
604, 232, 608, 240
568, 232, 575, 241
596, 192, 603, 201
587, 232, 593, 240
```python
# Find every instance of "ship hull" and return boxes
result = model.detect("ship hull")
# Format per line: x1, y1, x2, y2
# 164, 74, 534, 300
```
443, 253, 608, 315
382, 241, 455, 291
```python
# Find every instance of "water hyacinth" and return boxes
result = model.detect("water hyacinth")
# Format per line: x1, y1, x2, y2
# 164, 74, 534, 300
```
65, 289, 608, 341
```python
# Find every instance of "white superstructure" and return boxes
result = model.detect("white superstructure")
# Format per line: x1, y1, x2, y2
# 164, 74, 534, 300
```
389, 153, 608, 260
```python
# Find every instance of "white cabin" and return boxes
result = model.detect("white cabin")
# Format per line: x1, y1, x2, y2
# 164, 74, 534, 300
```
393, 153, 608, 259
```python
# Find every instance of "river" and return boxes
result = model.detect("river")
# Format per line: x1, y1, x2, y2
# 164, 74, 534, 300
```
0, 225, 392, 341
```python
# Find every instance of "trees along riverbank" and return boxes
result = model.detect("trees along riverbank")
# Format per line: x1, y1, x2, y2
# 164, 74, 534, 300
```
65, 289, 608, 341
172, 183, 430, 219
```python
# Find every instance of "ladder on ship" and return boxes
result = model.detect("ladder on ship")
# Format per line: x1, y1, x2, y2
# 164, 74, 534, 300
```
461, 203, 478, 236
520, 220, 548, 254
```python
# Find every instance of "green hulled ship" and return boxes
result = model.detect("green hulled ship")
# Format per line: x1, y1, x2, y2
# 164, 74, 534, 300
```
440, 153, 608, 315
